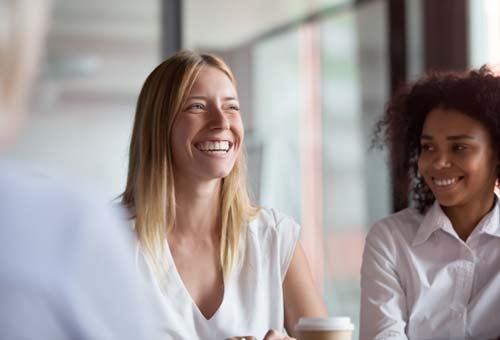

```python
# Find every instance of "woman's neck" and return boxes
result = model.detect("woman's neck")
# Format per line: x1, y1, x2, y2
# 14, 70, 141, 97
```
442, 194, 496, 242
173, 174, 222, 238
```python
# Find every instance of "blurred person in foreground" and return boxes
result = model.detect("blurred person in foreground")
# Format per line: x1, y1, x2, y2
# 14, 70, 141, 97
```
121, 50, 328, 339
360, 66, 500, 340
0, 0, 164, 338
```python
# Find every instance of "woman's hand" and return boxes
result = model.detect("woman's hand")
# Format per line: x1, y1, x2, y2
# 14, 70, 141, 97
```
225, 330, 296, 340
262, 329, 296, 340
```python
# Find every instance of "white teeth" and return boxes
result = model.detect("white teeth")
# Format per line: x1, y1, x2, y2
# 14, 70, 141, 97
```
196, 140, 231, 152
434, 177, 459, 187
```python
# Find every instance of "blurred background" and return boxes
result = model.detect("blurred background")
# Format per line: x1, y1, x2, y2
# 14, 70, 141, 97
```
5, 0, 500, 337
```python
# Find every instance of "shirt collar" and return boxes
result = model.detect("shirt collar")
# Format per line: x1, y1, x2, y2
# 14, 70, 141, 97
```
477, 195, 500, 237
412, 202, 452, 246
412, 195, 500, 246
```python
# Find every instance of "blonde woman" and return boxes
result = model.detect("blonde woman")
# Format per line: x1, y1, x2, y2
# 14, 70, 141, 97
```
122, 50, 327, 339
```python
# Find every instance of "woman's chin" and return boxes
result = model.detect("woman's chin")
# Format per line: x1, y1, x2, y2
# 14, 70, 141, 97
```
199, 168, 233, 181
433, 193, 465, 209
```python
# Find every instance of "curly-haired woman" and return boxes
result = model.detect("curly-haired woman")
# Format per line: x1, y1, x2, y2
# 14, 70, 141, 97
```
360, 66, 500, 340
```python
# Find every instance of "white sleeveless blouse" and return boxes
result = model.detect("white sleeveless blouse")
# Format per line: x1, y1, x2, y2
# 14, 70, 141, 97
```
140, 208, 301, 339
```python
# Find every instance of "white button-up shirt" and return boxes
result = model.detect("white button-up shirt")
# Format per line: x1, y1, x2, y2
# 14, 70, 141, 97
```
360, 199, 500, 340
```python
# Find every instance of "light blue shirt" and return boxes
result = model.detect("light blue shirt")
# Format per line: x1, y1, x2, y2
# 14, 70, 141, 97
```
0, 162, 165, 339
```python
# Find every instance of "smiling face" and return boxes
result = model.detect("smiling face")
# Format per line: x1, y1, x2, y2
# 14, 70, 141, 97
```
417, 108, 498, 210
170, 65, 244, 182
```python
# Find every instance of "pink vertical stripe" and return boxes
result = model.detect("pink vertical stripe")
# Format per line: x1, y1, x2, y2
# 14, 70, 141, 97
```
298, 23, 324, 291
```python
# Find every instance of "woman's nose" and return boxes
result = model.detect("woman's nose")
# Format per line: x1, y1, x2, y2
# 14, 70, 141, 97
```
209, 107, 230, 130
432, 152, 452, 169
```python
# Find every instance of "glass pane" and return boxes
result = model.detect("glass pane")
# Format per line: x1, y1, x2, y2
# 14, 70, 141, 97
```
469, 0, 500, 68
5, 0, 160, 198
320, 1, 390, 338
252, 30, 303, 221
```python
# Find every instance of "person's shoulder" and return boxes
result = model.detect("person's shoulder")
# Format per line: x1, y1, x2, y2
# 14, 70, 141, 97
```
0, 161, 97, 208
0, 162, 128, 239
368, 207, 423, 244
0, 162, 134, 284
246, 207, 301, 263
0, 161, 60, 196
249, 207, 299, 233
373, 207, 422, 230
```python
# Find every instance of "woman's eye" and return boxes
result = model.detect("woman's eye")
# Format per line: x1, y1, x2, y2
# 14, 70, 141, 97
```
452, 144, 466, 152
224, 103, 239, 112
187, 103, 204, 111
421, 143, 433, 152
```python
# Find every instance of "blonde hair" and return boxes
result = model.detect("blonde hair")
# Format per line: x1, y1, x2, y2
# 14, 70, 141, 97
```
0, 0, 50, 144
122, 50, 259, 283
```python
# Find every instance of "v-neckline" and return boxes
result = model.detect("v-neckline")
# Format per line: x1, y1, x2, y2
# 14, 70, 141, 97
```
164, 238, 227, 321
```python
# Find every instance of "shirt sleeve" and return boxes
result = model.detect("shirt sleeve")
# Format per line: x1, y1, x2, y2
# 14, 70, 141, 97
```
272, 210, 301, 281
360, 221, 409, 340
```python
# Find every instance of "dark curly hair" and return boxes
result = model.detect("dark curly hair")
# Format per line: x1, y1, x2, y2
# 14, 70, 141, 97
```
373, 65, 500, 214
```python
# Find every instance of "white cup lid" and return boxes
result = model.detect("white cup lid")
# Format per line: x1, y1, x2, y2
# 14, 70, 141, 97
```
295, 317, 355, 331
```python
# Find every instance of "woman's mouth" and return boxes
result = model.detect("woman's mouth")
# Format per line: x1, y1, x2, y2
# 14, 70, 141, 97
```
194, 140, 233, 154
432, 176, 464, 187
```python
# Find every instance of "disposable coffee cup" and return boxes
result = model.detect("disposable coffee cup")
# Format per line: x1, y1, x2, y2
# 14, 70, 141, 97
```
294, 317, 354, 340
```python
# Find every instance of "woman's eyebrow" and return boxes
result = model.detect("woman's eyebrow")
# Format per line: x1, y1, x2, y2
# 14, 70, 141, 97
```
420, 134, 475, 140
185, 96, 238, 101
446, 134, 475, 140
